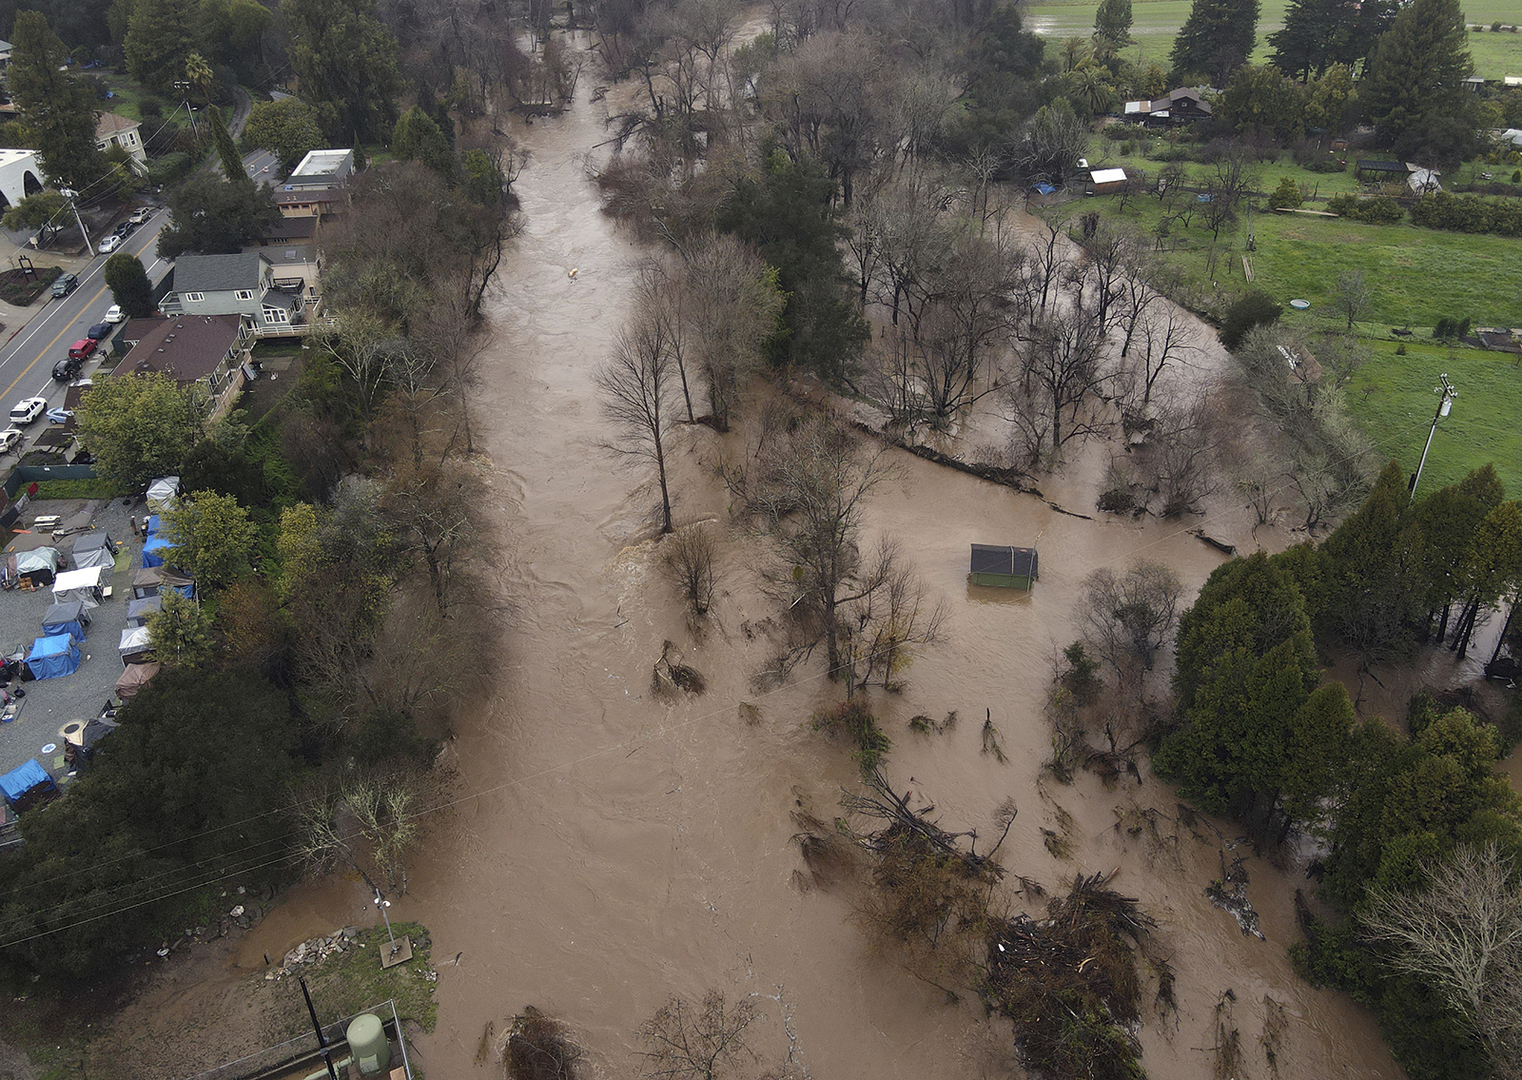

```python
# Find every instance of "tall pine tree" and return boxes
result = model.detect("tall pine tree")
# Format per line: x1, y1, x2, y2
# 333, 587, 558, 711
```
282, 0, 404, 144
126, 0, 201, 96
1269, 0, 1397, 80
1361, 0, 1472, 147
8, 13, 110, 191
1169, 0, 1260, 84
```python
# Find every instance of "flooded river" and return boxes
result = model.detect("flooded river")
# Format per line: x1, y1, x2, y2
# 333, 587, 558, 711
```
272, 34, 1416, 1080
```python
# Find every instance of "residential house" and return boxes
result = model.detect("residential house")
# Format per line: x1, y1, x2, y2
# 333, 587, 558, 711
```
95, 112, 147, 173
1122, 87, 1213, 126
244, 216, 322, 296
122, 314, 250, 416
161, 252, 308, 332
0, 39, 12, 69
275, 186, 341, 219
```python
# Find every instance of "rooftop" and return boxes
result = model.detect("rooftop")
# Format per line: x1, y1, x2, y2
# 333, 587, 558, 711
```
291, 148, 353, 178
94, 112, 140, 139
123, 315, 243, 384
172, 252, 268, 294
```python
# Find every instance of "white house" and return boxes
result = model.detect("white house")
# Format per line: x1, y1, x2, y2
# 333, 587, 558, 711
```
0, 148, 45, 209
95, 112, 148, 172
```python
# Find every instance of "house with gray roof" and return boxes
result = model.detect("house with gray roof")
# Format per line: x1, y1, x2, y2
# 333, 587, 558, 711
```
161, 252, 308, 332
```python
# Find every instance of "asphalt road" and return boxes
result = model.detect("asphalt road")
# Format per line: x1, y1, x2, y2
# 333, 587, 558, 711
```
0, 209, 172, 451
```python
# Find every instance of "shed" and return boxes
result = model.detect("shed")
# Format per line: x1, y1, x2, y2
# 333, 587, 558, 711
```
0, 760, 58, 811
71, 531, 118, 570
26, 634, 81, 680
1354, 159, 1408, 181
968, 544, 1039, 589
1087, 168, 1127, 195
41, 600, 90, 640
53, 565, 108, 607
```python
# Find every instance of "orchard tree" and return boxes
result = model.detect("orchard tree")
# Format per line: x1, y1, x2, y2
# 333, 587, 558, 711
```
162, 490, 260, 589
75, 373, 203, 490
1170, 0, 1260, 84
244, 98, 325, 175
104, 251, 157, 318
8, 13, 110, 191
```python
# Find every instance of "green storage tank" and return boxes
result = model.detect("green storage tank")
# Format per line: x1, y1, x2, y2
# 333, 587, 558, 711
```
346, 1013, 391, 1076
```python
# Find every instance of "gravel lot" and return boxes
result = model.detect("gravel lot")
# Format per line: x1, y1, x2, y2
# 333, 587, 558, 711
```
1, 496, 150, 786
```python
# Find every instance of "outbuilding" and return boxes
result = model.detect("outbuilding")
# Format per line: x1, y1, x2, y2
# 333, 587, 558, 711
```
968, 544, 1039, 590
1087, 168, 1128, 195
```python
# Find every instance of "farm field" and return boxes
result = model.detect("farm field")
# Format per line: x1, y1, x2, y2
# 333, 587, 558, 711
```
1023, 0, 1522, 79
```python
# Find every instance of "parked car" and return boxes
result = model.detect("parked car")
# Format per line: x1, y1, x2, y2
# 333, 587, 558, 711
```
86, 322, 111, 340
9, 398, 47, 425
113, 221, 134, 239
52, 356, 83, 380
45, 407, 74, 425
68, 338, 97, 360
51, 273, 78, 298
103, 304, 126, 324
97, 234, 123, 254
0, 428, 22, 454
128, 207, 153, 225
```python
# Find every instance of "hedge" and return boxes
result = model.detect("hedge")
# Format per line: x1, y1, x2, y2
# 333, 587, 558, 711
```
1408, 191, 1522, 237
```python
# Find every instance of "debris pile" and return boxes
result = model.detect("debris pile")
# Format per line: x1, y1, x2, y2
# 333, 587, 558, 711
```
265, 926, 360, 980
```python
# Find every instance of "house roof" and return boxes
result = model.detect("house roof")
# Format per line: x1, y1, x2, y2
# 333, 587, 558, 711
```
1355, 159, 1408, 174
172, 252, 268, 294
94, 112, 140, 140
1090, 168, 1127, 185
970, 544, 1038, 578
250, 217, 319, 243
261, 289, 297, 312
120, 316, 168, 345
124, 315, 242, 384
291, 148, 352, 179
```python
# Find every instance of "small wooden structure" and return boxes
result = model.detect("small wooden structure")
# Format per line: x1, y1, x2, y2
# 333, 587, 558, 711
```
969, 544, 1039, 590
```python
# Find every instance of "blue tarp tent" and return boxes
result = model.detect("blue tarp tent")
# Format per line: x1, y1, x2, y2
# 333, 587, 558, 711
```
41, 600, 89, 641
145, 514, 162, 537
141, 535, 173, 568
0, 760, 58, 809
26, 634, 81, 680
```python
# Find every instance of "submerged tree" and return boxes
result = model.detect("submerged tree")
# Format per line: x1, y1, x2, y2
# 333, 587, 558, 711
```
597, 313, 678, 533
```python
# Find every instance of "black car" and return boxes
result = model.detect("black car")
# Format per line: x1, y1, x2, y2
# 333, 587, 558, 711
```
50, 273, 78, 299
113, 221, 134, 239
86, 322, 111, 340
52, 356, 83, 381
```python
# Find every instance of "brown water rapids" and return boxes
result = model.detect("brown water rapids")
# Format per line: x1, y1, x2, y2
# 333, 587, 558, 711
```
222, 32, 1522, 1080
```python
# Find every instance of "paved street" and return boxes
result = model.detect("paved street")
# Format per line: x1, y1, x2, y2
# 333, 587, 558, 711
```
0, 210, 171, 457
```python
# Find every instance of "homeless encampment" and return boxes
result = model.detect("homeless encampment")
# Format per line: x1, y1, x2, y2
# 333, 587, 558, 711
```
0, 760, 58, 811
119, 625, 154, 665
115, 661, 160, 699
14, 546, 61, 587
70, 532, 117, 570
41, 600, 90, 640
146, 476, 180, 512
125, 595, 162, 627
26, 634, 81, 680
131, 565, 193, 600
52, 565, 108, 608
141, 534, 173, 568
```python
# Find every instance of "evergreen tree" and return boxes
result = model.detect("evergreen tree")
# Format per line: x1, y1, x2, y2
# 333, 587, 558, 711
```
1412, 465, 1505, 641
244, 98, 324, 175
126, 0, 202, 96
1169, 0, 1260, 84
8, 13, 110, 191
104, 251, 157, 318
1267, 0, 1395, 80
1361, 0, 1473, 148
1092, 0, 1134, 55
157, 172, 281, 257
208, 106, 249, 186
390, 106, 455, 179
282, 0, 403, 144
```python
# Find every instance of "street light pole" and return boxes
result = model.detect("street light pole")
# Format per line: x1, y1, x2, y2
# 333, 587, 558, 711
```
374, 887, 399, 958
1409, 373, 1457, 505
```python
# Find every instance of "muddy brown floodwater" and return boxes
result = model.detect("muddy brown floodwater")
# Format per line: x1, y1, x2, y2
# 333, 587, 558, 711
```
266, 33, 1415, 1080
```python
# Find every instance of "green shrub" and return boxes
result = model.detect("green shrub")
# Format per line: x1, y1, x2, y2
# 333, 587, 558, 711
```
1268, 176, 1304, 210
1410, 190, 1522, 236
147, 151, 194, 187
1305, 157, 1347, 174
1326, 194, 1405, 224
1512, 169, 1521, 183
1433, 315, 1472, 340
813, 698, 892, 774
1219, 289, 1284, 351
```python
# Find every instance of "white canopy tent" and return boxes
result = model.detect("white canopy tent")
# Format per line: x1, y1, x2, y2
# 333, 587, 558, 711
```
52, 565, 109, 608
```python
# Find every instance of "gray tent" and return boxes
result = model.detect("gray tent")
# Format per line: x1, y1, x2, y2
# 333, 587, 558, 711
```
131, 565, 194, 600
70, 532, 118, 570
42, 600, 90, 639
146, 476, 180, 512
125, 595, 162, 627
14, 547, 60, 586
119, 625, 154, 665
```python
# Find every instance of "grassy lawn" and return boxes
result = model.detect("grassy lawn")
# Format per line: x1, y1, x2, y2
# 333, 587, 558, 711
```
1088, 141, 1366, 199
1025, 0, 1522, 78
1347, 337, 1522, 496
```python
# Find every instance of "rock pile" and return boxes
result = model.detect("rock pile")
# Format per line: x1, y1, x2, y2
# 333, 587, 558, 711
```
265, 926, 361, 980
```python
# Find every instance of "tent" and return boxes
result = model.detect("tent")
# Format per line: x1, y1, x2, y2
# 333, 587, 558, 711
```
132, 565, 194, 599
141, 534, 173, 569
26, 634, 82, 680
125, 595, 162, 627
53, 565, 108, 608
15, 546, 60, 586
146, 476, 180, 512
144, 514, 163, 537
119, 625, 154, 665
115, 661, 160, 699
71, 531, 118, 570
41, 600, 90, 640
4, 532, 59, 554
0, 760, 58, 811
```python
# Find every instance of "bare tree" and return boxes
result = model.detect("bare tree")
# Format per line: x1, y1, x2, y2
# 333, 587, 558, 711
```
1331, 269, 1373, 333
1079, 560, 1184, 682
383, 458, 485, 614
1140, 390, 1218, 516
1006, 306, 1113, 465
663, 523, 719, 617
637, 991, 760, 1080
598, 314, 678, 533
683, 233, 785, 431
840, 536, 949, 694
290, 763, 449, 896
1363, 843, 1522, 1080
1120, 303, 1196, 411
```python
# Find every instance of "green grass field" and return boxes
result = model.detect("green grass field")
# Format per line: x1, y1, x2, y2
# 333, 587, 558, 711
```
1024, 0, 1522, 79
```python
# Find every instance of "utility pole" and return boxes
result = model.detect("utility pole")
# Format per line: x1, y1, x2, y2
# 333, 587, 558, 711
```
1409, 373, 1456, 504
58, 189, 92, 256
174, 82, 199, 139
298, 975, 340, 1080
